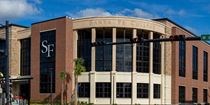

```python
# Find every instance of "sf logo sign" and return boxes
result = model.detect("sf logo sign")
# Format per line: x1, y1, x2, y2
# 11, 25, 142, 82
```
41, 40, 54, 57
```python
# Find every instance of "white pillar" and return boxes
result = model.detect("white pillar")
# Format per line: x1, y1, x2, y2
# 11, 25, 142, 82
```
112, 28, 116, 72
161, 35, 165, 104
91, 28, 96, 72
149, 32, 153, 104
72, 31, 78, 99
111, 28, 116, 104
90, 28, 96, 103
73, 31, 78, 59
132, 29, 137, 72
132, 29, 137, 104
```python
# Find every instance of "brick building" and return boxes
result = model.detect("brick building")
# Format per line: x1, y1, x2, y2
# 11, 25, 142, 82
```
0, 16, 209, 104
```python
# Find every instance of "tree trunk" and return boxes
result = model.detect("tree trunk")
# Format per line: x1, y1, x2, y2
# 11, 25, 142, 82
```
61, 80, 64, 105
65, 81, 67, 105
74, 76, 78, 105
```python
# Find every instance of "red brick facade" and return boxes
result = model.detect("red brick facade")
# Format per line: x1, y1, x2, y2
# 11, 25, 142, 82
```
31, 17, 74, 102
171, 26, 210, 104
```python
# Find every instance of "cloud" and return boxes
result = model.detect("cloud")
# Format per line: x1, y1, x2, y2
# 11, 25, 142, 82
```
69, 8, 112, 17
205, 4, 210, 14
133, 9, 156, 18
0, 0, 41, 20
185, 25, 198, 34
118, 8, 157, 18
165, 9, 186, 16
31, 0, 42, 4
130, 2, 187, 17
66, 8, 156, 19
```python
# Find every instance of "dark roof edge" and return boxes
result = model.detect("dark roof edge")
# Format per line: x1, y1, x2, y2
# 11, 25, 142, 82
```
153, 18, 210, 45
153, 18, 196, 36
0, 24, 28, 29
32, 16, 68, 25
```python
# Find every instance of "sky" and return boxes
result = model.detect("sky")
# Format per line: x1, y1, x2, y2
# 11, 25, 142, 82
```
0, 0, 209, 35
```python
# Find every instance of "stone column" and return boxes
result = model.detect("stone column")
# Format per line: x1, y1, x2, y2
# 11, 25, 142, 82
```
111, 28, 116, 104
72, 30, 78, 98
91, 28, 96, 72
132, 29, 137, 104
112, 28, 116, 72
161, 35, 165, 104
73, 31, 78, 60
149, 31, 153, 104
132, 29, 137, 73
90, 28, 96, 103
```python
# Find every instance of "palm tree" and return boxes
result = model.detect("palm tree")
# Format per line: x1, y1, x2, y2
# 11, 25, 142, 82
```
74, 58, 86, 105
0, 72, 3, 78
60, 71, 67, 105
0, 72, 4, 92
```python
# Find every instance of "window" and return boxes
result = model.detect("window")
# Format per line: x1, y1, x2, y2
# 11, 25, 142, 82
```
153, 33, 161, 74
192, 88, 198, 103
116, 83, 132, 98
40, 30, 56, 93
96, 82, 111, 98
192, 46, 198, 80
179, 41, 186, 77
0, 53, 5, 75
154, 84, 161, 98
137, 83, 149, 98
78, 83, 90, 97
77, 29, 91, 71
136, 30, 149, 73
0, 39, 5, 51
179, 86, 185, 103
203, 51, 208, 82
0, 39, 6, 75
116, 28, 132, 72
203, 89, 208, 103
96, 28, 112, 71
20, 38, 31, 76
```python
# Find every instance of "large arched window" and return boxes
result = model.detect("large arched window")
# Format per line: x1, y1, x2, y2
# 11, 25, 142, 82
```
116, 28, 132, 72
136, 30, 149, 73
153, 33, 161, 74
77, 29, 92, 71
95, 28, 112, 71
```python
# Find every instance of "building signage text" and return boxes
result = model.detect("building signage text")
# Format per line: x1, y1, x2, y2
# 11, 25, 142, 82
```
41, 40, 54, 57
73, 18, 168, 34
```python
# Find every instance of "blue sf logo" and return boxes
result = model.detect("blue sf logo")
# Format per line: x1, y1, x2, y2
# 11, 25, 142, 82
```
41, 40, 54, 57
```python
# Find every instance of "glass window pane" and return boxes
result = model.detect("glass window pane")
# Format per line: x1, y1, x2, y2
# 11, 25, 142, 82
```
96, 28, 112, 72
77, 29, 91, 71
116, 28, 132, 72
40, 30, 56, 93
